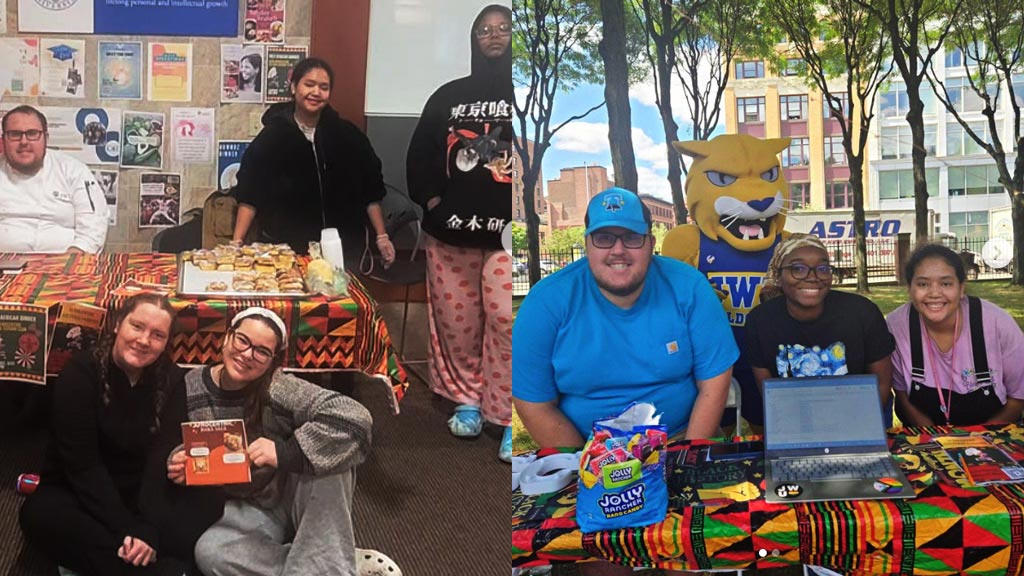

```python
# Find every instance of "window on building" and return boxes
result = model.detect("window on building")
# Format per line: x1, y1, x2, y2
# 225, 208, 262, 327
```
780, 94, 809, 120
945, 46, 963, 68
881, 126, 911, 159
824, 136, 847, 165
737, 96, 766, 123
944, 77, 992, 113
735, 60, 764, 79
1014, 73, 1024, 108
789, 182, 811, 209
880, 83, 936, 117
825, 181, 853, 209
782, 58, 804, 77
878, 168, 939, 200
948, 165, 1004, 196
782, 137, 810, 166
947, 121, 990, 156
949, 210, 989, 240
823, 92, 850, 120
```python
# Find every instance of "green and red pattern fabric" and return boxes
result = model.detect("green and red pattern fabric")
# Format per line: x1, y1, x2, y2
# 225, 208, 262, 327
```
0, 253, 408, 411
513, 425, 1024, 575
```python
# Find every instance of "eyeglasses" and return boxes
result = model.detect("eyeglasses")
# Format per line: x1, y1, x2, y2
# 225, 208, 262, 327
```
474, 22, 511, 38
3, 130, 46, 142
229, 330, 276, 364
782, 263, 834, 280
590, 231, 648, 249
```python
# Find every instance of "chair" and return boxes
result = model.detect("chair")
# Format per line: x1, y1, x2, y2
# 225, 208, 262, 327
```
358, 185, 427, 376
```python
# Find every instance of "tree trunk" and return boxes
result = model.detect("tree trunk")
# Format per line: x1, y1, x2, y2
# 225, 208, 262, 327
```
905, 94, 930, 242
599, 0, 638, 192
1013, 190, 1024, 286
848, 154, 870, 293
522, 162, 544, 287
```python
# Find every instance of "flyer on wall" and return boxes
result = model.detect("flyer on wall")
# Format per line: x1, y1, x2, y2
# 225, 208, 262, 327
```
220, 44, 265, 104
244, 0, 285, 44
148, 42, 192, 102
0, 303, 48, 386
91, 168, 119, 226
171, 108, 215, 164
121, 111, 165, 169
139, 172, 181, 228
217, 140, 250, 191
39, 107, 122, 166
264, 45, 306, 103
98, 41, 143, 100
39, 39, 85, 98
0, 38, 40, 97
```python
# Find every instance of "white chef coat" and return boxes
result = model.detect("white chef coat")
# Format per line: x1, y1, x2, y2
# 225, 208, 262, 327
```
0, 150, 108, 253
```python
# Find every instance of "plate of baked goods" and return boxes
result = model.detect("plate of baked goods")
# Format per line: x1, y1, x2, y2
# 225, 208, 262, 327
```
177, 243, 311, 298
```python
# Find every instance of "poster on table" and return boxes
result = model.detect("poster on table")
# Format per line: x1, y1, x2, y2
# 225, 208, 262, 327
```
98, 41, 143, 100
243, 0, 285, 44
18, 0, 238, 36
45, 302, 105, 376
0, 38, 40, 97
91, 168, 119, 226
217, 140, 250, 191
0, 303, 48, 385
264, 45, 306, 103
147, 43, 192, 102
39, 39, 85, 98
121, 111, 164, 169
220, 44, 264, 104
170, 108, 215, 164
139, 173, 181, 228
39, 107, 122, 166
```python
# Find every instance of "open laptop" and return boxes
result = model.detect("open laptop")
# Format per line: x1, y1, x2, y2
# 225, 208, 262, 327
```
763, 374, 915, 504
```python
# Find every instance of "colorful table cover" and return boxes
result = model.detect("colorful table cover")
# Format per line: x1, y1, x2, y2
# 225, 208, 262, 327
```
0, 253, 408, 411
513, 424, 1024, 575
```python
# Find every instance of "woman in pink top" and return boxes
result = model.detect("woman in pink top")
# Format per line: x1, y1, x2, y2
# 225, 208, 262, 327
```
886, 244, 1024, 427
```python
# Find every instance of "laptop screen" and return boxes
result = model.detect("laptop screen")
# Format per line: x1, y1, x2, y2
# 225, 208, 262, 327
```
764, 376, 887, 451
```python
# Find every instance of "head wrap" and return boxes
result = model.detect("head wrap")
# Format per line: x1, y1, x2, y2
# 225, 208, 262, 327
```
231, 307, 287, 351
761, 233, 830, 299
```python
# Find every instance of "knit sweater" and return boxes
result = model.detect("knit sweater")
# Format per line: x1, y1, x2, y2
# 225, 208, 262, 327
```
181, 366, 372, 507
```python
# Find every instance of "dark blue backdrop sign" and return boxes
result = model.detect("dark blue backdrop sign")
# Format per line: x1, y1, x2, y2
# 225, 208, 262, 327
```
94, 0, 239, 36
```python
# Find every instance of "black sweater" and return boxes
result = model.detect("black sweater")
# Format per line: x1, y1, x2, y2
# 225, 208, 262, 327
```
406, 5, 512, 250
235, 102, 386, 254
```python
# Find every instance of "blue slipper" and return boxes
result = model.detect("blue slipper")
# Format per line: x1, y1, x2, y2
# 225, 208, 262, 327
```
499, 426, 512, 462
448, 405, 483, 437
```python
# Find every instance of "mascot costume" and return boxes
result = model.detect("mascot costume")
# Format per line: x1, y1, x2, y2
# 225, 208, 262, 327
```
662, 134, 791, 433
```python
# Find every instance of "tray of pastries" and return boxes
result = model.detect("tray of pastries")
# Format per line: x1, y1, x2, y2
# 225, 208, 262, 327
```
177, 243, 310, 298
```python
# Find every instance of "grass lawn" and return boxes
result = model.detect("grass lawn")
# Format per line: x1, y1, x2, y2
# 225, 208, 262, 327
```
511, 279, 1024, 452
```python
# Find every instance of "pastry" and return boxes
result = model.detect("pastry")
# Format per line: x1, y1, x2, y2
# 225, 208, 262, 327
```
205, 281, 228, 291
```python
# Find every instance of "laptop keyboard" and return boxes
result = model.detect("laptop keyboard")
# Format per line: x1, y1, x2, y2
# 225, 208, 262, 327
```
773, 455, 900, 481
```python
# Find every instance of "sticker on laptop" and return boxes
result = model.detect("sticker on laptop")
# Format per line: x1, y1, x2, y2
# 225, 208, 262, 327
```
873, 478, 904, 494
774, 483, 803, 499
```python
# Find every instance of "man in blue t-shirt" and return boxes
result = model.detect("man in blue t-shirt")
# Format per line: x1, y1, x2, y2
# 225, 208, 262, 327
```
513, 188, 739, 449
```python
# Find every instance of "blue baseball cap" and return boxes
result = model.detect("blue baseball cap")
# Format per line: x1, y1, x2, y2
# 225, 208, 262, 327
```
584, 188, 652, 236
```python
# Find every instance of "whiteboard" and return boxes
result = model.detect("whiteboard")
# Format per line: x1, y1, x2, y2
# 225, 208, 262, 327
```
365, 0, 510, 117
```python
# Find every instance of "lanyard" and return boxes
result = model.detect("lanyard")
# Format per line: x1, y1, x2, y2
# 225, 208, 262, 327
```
924, 310, 961, 420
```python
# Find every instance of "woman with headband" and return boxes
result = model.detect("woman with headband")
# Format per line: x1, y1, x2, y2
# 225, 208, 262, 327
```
745, 234, 896, 425
164, 307, 376, 576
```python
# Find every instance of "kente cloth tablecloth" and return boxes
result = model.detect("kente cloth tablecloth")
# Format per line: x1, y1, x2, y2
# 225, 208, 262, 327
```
0, 253, 408, 411
513, 424, 1024, 575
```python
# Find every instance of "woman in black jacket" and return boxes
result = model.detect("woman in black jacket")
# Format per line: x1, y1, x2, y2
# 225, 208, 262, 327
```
231, 57, 395, 266
19, 293, 222, 576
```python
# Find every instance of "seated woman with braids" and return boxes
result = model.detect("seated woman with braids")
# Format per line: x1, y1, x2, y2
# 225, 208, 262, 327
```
19, 293, 220, 576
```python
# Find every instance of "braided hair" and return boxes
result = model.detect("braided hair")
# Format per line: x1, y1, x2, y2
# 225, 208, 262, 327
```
92, 292, 178, 434
224, 314, 286, 435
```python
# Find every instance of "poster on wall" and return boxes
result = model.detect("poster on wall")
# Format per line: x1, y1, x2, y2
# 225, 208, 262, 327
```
148, 43, 192, 102
40, 107, 122, 166
18, 0, 239, 36
121, 111, 164, 169
217, 140, 250, 191
0, 303, 48, 385
220, 45, 264, 104
171, 108, 215, 164
0, 38, 40, 97
98, 41, 143, 100
264, 45, 306, 103
244, 0, 285, 44
40, 39, 86, 98
139, 173, 181, 228
91, 168, 119, 226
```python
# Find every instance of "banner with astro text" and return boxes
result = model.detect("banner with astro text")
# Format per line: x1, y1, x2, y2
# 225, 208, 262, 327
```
18, 0, 238, 37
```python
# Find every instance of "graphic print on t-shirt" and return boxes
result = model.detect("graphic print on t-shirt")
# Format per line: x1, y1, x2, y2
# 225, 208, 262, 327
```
776, 342, 849, 378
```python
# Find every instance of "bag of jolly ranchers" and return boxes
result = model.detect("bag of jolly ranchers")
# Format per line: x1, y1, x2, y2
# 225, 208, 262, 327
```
576, 402, 668, 533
